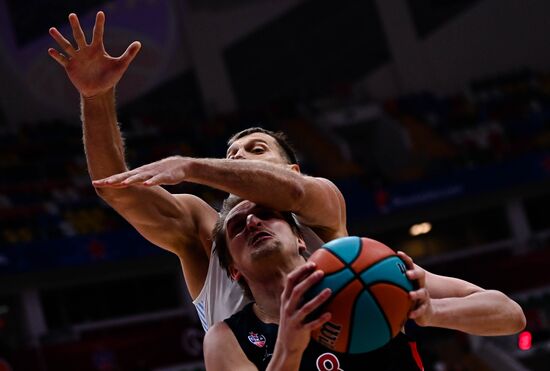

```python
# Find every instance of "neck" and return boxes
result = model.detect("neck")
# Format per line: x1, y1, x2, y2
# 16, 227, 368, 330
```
248, 256, 303, 323
249, 270, 285, 322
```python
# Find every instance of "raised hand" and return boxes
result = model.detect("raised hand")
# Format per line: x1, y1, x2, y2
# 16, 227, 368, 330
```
48, 11, 141, 98
92, 156, 189, 188
275, 262, 332, 357
397, 251, 433, 327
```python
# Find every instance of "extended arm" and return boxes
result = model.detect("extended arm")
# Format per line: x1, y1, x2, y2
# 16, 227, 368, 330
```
416, 272, 525, 336
49, 12, 216, 298
399, 252, 526, 336
93, 156, 348, 241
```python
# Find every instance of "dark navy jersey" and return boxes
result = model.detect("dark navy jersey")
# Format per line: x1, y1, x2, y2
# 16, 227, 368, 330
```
224, 303, 424, 370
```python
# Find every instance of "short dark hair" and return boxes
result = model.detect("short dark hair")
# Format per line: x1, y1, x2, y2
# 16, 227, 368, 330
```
212, 195, 303, 299
227, 127, 299, 165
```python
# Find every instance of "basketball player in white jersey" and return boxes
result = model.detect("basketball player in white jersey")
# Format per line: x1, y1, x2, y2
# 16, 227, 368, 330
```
48, 11, 347, 331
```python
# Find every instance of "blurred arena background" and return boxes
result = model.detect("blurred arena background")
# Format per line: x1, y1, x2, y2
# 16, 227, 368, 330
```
1, 0, 549, 370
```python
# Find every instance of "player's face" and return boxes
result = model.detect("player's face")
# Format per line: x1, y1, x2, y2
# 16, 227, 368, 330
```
224, 201, 303, 272
226, 133, 288, 164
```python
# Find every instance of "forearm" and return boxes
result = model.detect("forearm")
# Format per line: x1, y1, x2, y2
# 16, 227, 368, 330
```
186, 158, 305, 211
81, 88, 128, 180
425, 290, 526, 336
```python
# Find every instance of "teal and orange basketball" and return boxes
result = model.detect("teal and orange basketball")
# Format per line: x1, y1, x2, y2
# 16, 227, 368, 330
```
305, 236, 415, 354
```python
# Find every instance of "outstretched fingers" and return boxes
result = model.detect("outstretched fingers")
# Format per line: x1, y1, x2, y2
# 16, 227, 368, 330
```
49, 27, 75, 57
91, 11, 105, 47
68, 13, 87, 48
120, 172, 154, 186
92, 172, 136, 187
48, 48, 68, 67
143, 174, 170, 186
119, 41, 142, 68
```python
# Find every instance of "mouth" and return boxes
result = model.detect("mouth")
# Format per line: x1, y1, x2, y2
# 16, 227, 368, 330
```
249, 232, 272, 247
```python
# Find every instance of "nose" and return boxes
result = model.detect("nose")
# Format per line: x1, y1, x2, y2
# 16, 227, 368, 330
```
229, 148, 246, 160
246, 213, 262, 231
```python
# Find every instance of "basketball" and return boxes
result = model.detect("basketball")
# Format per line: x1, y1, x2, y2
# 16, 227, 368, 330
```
305, 236, 415, 354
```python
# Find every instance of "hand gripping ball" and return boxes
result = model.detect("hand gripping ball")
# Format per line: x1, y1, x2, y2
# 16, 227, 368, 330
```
305, 236, 415, 354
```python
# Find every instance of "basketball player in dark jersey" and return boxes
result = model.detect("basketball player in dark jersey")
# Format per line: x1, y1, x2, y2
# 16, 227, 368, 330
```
203, 197, 526, 370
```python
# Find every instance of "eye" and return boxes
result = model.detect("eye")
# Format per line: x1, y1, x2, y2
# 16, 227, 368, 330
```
227, 217, 245, 238
251, 146, 265, 154
256, 209, 277, 220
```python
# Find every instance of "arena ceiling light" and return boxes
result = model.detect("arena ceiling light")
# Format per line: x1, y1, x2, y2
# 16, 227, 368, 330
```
409, 222, 432, 236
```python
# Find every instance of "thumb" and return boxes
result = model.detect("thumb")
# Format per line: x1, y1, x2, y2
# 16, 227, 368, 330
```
119, 41, 141, 68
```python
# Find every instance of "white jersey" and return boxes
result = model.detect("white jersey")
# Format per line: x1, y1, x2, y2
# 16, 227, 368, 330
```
193, 222, 324, 331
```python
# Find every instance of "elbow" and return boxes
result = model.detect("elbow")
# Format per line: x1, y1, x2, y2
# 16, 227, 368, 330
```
94, 185, 111, 200
511, 302, 527, 333
93, 185, 120, 205
497, 291, 527, 334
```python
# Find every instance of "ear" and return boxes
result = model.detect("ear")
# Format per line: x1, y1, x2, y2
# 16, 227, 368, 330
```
288, 163, 301, 173
297, 237, 307, 254
229, 265, 242, 281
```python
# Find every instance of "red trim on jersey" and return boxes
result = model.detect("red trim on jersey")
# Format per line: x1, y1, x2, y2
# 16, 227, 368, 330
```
408, 341, 424, 371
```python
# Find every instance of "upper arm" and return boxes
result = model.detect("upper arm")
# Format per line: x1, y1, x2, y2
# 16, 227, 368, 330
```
95, 186, 218, 298
204, 322, 258, 371
293, 177, 347, 241
96, 186, 216, 254
424, 269, 484, 299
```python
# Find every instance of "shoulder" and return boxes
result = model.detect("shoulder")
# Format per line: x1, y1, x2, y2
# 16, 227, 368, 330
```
299, 177, 348, 239
312, 176, 340, 189
204, 321, 258, 370
205, 321, 234, 344
204, 321, 241, 357
296, 176, 348, 239
315, 177, 346, 216
310, 176, 344, 197
203, 322, 236, 366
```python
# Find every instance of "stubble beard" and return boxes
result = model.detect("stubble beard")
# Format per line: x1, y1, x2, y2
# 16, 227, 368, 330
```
250, 238, 282, 261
